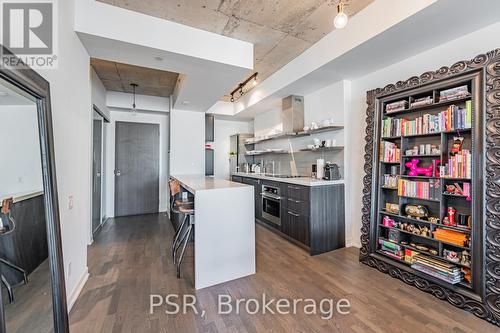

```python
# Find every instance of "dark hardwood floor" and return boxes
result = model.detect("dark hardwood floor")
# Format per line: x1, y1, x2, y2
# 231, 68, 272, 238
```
69, 214, 495, 332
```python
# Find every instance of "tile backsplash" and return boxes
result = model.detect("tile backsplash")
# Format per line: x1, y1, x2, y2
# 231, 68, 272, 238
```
248, 130, 344, 178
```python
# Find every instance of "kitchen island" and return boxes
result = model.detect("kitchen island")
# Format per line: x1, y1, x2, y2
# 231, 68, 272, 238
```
171, 175, 255, 289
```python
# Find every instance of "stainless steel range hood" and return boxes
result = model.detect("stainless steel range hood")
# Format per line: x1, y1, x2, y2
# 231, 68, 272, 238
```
281, 95, 304, 133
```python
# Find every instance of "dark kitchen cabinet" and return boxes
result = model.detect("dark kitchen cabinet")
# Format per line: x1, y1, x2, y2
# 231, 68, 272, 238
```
236, 176, 345, 255
231, 175, 243, 183
242, 176, 262, 220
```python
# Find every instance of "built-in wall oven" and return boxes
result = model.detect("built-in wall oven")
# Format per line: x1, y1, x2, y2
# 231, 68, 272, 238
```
261, 184, 281, 226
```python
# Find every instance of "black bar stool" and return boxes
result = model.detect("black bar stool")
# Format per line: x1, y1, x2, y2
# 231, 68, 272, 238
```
169, 180, 193, 263
0, 198, 28, 303
174, 205, 194, 278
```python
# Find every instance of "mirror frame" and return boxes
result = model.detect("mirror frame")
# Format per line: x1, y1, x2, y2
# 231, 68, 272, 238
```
0, 46, 69, 332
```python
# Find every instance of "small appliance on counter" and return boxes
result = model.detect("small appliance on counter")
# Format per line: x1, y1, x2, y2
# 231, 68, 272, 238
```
324, 162, 341, 180
311, 164, 317, 178
316, 159, 325, 179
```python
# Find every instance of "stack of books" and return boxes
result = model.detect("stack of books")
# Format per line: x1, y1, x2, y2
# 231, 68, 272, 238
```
444, 150, 472, 179
378, 239, 404, 260
382, 102, 472, 137
386, 100, 408, 113
410, 96, 433, 108
398, 179, 440, 200
439, 85, 469, 102
433, 228, 469, 247
411, 254, 462, 284
380, 141, 400, 163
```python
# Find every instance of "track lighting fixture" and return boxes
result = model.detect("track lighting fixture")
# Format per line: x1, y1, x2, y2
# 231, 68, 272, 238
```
229, 72, 258, 102
334, 1, 348, 29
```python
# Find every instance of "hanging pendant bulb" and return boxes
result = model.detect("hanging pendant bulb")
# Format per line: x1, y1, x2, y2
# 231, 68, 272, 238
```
334, 2, 348, 29
130, 83, 138, 115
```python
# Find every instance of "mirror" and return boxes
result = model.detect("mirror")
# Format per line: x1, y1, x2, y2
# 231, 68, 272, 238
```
0, 78, 54, 332
0, 47, 68, 333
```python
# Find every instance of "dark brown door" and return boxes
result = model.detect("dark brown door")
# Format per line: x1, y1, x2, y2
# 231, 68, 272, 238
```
114, 121, 160, 217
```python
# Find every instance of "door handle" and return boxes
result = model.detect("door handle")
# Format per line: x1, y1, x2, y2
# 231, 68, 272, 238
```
114, 169, 121, 177
287, 211, 300, 217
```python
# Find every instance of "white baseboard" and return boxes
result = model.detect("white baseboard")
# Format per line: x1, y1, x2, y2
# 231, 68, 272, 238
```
67, 268, 89, 312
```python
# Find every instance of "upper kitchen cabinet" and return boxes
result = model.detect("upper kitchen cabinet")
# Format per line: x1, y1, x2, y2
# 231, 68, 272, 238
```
205, 114, 214, 142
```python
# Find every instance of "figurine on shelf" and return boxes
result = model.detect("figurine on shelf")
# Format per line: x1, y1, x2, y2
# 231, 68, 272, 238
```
450, 136, 464, 156
405, 158, 434, 177
444, 249, 460, 263
382, 216, 395, 228
428, 216, 440, 224
461, 250, 471, 267
448, 207, 457, 226
405, 204, 429, 219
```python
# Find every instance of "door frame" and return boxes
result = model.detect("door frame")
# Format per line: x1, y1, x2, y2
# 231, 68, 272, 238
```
89, 104, 107, 244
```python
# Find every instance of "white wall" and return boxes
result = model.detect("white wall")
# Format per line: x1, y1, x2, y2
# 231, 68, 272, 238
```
213, 119, 253, 180
104, 109, 170, 217
169, 109, 205, 175
0, 104, 43, 199
347, 21, 500, 247
36, 0, 91, 308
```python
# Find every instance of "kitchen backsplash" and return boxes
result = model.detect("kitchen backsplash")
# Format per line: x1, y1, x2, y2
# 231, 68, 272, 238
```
249, 130, 345, 178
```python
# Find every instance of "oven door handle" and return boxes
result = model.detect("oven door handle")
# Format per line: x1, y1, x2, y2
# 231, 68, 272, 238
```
260, 193, 282, 200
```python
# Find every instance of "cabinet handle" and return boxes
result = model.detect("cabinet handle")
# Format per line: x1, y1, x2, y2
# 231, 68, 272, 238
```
287, 198, 300, 203
287, 211, 300, 217
288, 185, 300, 190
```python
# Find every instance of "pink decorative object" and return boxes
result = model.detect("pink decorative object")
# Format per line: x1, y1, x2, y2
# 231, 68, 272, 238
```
405, 158, 436, 177
382, 216, 395, 227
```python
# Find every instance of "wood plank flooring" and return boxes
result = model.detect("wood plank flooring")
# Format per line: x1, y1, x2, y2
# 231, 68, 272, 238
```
69, 214, 497, 332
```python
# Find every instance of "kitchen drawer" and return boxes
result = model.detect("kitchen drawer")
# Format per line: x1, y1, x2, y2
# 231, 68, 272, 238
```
242, 177, 260, 186
231, 176, 243, 183
285, 184, 309, 201
285, 210, 310, 246
285, 197, 309, 215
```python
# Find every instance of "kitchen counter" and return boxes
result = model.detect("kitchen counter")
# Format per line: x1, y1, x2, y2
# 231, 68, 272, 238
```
170, 175, 255, 289
232, 172, 344, 186
171, 174, 249, 193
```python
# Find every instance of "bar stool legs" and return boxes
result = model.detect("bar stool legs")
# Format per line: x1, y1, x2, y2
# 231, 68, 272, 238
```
176, 214, 194, 279
172, 214, 188, 264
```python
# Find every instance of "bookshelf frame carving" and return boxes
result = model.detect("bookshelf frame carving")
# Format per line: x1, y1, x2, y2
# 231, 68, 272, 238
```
360, 48, 500, 326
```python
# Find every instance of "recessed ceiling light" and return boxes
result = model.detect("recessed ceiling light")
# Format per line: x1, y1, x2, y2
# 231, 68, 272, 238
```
154, 56, 164, 61
0, 92, 9, 97
182, 101, 190, 105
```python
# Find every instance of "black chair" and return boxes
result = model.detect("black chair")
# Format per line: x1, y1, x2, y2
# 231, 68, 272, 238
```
0, 198, 28, 303
169, 180, 193, 264
173, 206, 194, 279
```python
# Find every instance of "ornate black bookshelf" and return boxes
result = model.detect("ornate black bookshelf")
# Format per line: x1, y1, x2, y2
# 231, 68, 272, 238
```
360, 49, 500, 327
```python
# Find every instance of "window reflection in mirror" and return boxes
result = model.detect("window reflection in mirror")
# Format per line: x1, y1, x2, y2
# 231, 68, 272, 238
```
0, 79, 53, 332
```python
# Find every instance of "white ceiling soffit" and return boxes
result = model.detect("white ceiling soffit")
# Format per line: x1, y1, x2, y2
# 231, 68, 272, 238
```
232, 0, 500, 118
74, 0, 253, 112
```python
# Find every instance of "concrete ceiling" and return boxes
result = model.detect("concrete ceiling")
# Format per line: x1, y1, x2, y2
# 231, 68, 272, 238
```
97, 0, 373, 99
90, 58, 179, 97
230, 0, 500, 119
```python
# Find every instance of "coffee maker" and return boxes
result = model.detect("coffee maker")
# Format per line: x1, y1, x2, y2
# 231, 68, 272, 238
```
324, 163, 341, 180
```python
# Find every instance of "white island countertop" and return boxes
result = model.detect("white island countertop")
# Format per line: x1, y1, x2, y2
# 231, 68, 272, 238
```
170, 175, 255, 290
172, 174, 250, 193
232, 172, 344, 187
